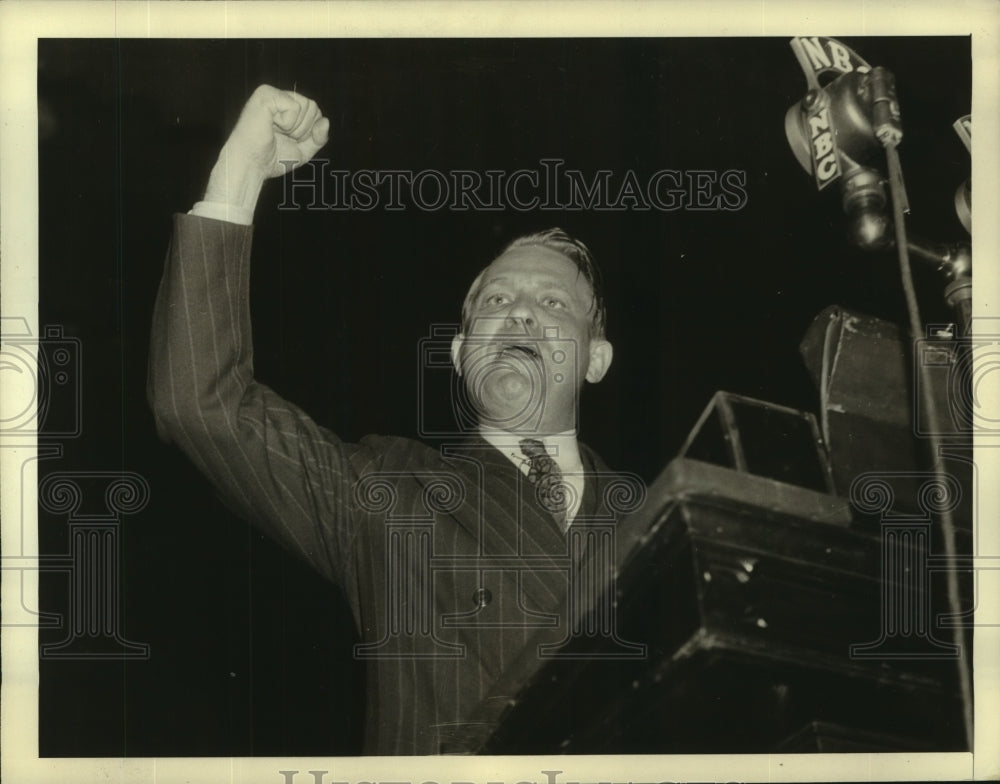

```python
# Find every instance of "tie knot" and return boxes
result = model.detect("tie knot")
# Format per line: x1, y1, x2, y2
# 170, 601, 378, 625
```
519, 438, 549, 460
519, 438, 561, 488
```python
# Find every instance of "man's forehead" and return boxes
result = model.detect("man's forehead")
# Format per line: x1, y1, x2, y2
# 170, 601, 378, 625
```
482, 246, 585, 288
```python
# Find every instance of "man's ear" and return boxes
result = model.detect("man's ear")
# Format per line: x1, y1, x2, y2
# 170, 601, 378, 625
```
450, 333, 465, 377
585, 339, 613, 383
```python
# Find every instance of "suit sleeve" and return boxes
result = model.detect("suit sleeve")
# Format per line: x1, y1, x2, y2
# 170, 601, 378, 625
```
147, 213, 366, 588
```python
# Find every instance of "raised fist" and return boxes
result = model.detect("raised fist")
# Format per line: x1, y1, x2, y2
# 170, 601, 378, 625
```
223, 84, 330, 180
202, 85, 330, 212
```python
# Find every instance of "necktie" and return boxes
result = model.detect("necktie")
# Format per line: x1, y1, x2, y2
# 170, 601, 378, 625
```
519, 438, 569, 527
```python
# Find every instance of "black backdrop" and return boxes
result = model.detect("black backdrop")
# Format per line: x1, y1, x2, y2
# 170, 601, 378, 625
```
36, 37, 970, 756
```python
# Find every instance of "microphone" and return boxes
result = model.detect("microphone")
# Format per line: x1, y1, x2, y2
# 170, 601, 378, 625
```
783, 37, 879, 192
783, 46, 909, 247
841, 167, 891, 251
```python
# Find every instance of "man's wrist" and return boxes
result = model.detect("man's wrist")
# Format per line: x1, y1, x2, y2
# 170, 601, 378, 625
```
202, 145, 266, 218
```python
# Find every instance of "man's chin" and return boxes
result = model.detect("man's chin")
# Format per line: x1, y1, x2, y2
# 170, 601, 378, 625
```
469, 379, 545, 433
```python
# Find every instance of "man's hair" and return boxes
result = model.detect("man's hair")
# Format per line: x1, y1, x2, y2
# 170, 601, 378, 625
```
461, 228, 608, 338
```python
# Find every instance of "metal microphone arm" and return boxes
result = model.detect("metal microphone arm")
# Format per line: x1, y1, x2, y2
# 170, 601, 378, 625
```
841, 166, 972, 334
905, 236, 971, 336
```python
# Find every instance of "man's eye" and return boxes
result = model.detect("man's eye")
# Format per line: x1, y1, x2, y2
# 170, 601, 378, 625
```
543, 297, 566, 309
483, 293, 509, 306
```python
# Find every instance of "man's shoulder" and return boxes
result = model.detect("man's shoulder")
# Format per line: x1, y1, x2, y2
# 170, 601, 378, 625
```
354, 433, 494, 470
355, 433, 440, 466
351, 434, 520, 492
578, 440, 615, 475
580, 441, 652, 522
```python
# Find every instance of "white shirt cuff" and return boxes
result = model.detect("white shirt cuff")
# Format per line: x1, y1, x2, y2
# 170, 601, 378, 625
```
189, 200, 254, 226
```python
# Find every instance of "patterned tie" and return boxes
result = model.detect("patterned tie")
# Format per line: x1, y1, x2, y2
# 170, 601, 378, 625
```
519, 438, 570, 527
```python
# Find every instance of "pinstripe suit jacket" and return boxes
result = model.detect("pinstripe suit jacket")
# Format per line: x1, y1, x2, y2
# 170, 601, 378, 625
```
148, 214, 626, 754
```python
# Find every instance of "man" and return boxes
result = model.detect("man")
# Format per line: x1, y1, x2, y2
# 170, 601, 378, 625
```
148, 85, 631, 754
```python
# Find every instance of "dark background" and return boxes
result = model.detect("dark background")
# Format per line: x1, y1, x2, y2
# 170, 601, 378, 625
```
36, 37, 971, 756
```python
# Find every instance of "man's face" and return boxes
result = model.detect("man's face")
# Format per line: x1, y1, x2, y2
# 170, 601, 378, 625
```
451, 245, 613, 434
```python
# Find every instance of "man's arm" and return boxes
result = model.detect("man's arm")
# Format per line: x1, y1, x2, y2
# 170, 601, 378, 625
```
147, 86, 359, 586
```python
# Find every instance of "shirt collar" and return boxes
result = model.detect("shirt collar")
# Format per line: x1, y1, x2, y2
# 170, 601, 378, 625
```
478, 426, 583, 474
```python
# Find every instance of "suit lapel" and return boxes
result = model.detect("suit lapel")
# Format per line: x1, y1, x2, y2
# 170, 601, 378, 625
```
438, 438, 562, 544
429, 437, 569, 613
413, 436, 625, 619
435, 439, 620, 549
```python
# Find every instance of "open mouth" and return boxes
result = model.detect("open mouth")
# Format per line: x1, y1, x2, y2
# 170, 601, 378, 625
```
498, 343, 541, 361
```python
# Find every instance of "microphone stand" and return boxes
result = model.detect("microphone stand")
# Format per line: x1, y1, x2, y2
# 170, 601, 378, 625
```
785, 41, 975, 749
868, 67, 975, 751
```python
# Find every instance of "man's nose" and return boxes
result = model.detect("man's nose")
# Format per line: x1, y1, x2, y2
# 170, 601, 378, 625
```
504, 297, 537, 332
